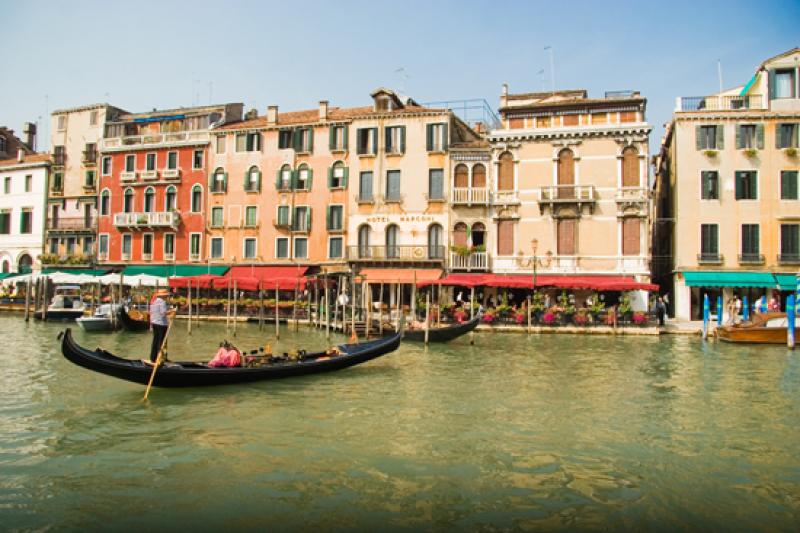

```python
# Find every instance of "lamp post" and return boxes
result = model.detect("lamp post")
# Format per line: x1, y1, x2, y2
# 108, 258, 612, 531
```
531, 238, 538, 292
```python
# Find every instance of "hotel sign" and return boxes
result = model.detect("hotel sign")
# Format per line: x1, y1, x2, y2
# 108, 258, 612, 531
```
365, 214, 437, 224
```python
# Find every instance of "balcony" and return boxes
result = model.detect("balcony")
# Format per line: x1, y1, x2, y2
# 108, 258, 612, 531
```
162, 169, 181, 181
494, 190, 519, 205
676, 94, 765, 112
273, 218, 291, 230
616, 187, 648, 215
47, 217, 97, 233
142, 170, 158, 181
120, 171, 137, 182
50, 186, 64, 196
451, 188, 490, 206
113, 211, 180, 229
347, 245, 446, 263
538, 185, 596, 215
100, 131, 210, 151
738, 253, 765, 265
698, 253, 724, 265
778, 253, 800, 265
450, 251, 489, 271
82, 150, 98, 165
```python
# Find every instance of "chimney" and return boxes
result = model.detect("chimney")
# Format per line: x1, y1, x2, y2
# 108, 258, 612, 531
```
500, 84, 509, 108
23, 122, 37, 151
267, 105, 278, 126
319, 100, 329, 121
17, 148, 25, 163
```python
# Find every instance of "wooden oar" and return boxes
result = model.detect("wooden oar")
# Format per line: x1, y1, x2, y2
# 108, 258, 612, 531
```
143, 316, 174, 401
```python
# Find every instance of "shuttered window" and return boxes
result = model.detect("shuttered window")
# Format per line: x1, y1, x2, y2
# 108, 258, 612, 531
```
328, 237, 343, 259
622, 147, 639, 187
359, 171, 373, 202
428, 169, 444, 200
275, 238, 289, 259
509, 117, 524, 129
563, 114, 578, 126
736, 124, 764, 149
622, 218, 640, 256
498, 152, 514, 191
244, 238, 257, 259
454, 164, 469, 188
696, 125, 722, 150
385, 126, 405, 154
741, 224, 759, 255
777, 123, 799, 149
385, 170, 401, 201
497, 220, 514, 256
701, 171, 719, 200
620, 111, 637, 123
327, 205, 343, 231
557, 218, 576, 255
245, 206, 257, 227
453, 223, 467, 247
557, 148, 575, 199
701, 224, 719, 256
472, 164, 486, 188
735, 171, 757, 200
781, 171, 799, 200
781, 224, 800, 257
211, 207, 223, 228
357, 128, 377, 155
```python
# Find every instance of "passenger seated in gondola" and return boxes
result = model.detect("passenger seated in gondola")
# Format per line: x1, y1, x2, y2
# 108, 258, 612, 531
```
208, 343, 242, 368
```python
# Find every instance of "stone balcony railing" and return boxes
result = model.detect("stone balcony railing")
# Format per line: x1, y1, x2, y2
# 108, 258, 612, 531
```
113, 211, 180, 229
47, 217, 97, 232
100, 131, 210, 151
675, 94, 765, 112
347, 245, 445, 262
449, 251, 489, 271
493, 254, 649, 275
451, 187, 491, 206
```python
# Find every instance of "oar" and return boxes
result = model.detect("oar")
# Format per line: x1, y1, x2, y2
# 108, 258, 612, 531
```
143, 316, 174, 401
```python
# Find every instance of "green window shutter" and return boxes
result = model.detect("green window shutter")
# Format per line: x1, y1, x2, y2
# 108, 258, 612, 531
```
329, 126, 335, 150
715, 125, 724, 149
371, 128, 378, 154
209, 172, 215, 188
326, 205, 331, 230
307, 168, 313, 190
400, 126, 406, 153
426, 124, 433, 151
442, 122, 449, 151
342, 167, 349, 188
756, 124, 764, 149
735, 172, 743, 200
776, 124, 781, 149
306, 208, 311, 230
292, 129, 301, 151
735, 125, 742, 149
327, 167, 333, 188
342, 126, 349, 151
752, 172, 758, 198
695, 126, 703, 150
385, 127, 392, 152
223, 172, 228, 192
256, 170, 262, 192
794, 123, 799, 147
768, 69, 776, 100
276, 168, 282, 189
290, 170, 298, 191
307, 128, 314, 153
244, 170, 249, 191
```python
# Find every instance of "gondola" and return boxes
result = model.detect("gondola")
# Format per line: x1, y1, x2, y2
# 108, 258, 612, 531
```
59, 328, 401, 387
403, 315, 481, 343
118, 306, 150, 332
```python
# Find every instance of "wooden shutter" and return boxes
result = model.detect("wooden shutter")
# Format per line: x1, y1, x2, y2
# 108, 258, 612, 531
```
557, 149, 574, 199
557, 218, 576, 255
735, 172, 743, 199
509, 117, 523, 129
453, 223, 467, 246
442, 122, 448, 151
454, 164, 469, 188
563, 114, 578, 126
327, 167, 333, 188
328, 126, 335, 150
385, 127, 392, 152
756, 124, 764, 149
622, 147, 639, 187
276, 168, 282, 190
400, 126, 406, 153
472, 164, 486, 188
498, 153, 513, 191
307, 168, 313, 190
426, 124, 433, 151
342, 167, 349, 188
326, 206, 331, 230
768, 69, 776, 100
735, 126, 742, 149
715, 125, 724, 149
342, 126, 349, 151
622, 218, 640, 255
371, 128, 378, 154
696, 126, 703, 150
497, 220, 513, 256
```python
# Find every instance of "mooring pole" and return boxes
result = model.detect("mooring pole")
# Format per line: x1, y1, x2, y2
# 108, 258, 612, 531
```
425, 291, 430, 345
275, 283, 280, 340
187, 278, 192, 334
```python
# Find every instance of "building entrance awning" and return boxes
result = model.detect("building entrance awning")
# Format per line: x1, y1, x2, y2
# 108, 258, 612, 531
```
122, 265, 230, 277
358, 268, 442, 284
683, 271, 778, 288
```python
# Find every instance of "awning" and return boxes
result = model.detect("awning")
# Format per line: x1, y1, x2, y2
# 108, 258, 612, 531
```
42, 268, 108, 276
417, 273, 486, 288
775, 273, 800, 291
683, 271, 777, 288
358, 268, 442, 284
215, 266, 309, 291
423, 273, 658, 291
169, 274, 225, 289
0, 273, 16, 280
740, 73, 758, 96
122, 265, 230, 277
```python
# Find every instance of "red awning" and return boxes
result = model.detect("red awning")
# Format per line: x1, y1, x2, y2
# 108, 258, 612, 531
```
215, 266, 309, 292
459, 274, 657, 291
169, 274, 225, 289
358, 268, 442, 284
417, 273, 486, 288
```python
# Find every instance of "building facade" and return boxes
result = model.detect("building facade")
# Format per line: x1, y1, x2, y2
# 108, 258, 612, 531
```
96, 104, 243, 266
0, 126, 49, 273
654, 48, 800, 321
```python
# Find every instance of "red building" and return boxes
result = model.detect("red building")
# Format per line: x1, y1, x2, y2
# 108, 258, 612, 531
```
97, 104, 243, 266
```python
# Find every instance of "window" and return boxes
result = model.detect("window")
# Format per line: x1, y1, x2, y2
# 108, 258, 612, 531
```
57, 116, 66, 130
741, 224, 760, 260
85, 170, 96, 188
123, 188, 134, 213
293, 206, 309, 232
385, 126, 405, 154
125, 154, 135, 172
557, 218, 576, 255
294, 128, 313, 152
454, 164, 468, 188
210, 237, 223, 259
497, 220, 514, 256
621, 146, 640, 187
212, 168, 227, 193
3, 176, 9, 194
89, 111, 98, 126
296, 164, 311, 190
782, 171, 799, 200
100, 190, 110, 215
244, 166, 261, 192
0, 135, 5, 154
215, 136, 226, 154
193, 149, 204, 169
190, 233, 201, 259
54, 145, 66, 165
244, 238, 257, 259
48, 238, 58, 254
276, 237, 289, 259
509, 117, 524, 129
101, 156, 112, 175
329, 237, 343, 259
165, 186, 177, 210
98, 234, 109, 259
359, 171, 373, 202
278, 130, 293, 149
774, 69, 797, 99
276, 205, 290, 226
211, 207, 223, 227
277, 165, 292, 190
22, 174, 32, 193
385, 170, 401, 202
701, 224, 719, 259
164, 233, 175, 259
777, 123, 799, 149
166, 151, 178, 170
701, 171, 719, 200
191, 185, 202, 212
52, 172, 63, 191
145, 153, 156, 172
428, 169, 444, 200
329, 126, 347, 151
426, 123, 447, 152
244, 206, 257, 227
329, 162, 347, 188
0, 210, 9, 234
428, 224, 443, 259
122, 234, 132, 259
622, 218, 640, 255
327, 205, 343, 231
385, 224, 399, 258
65, 237, 75, 255
142, 233, 153, 259
356, 128, 377, 155
620, 111, 637, 123
498, 152, 514, 191
735, 171, 757, 200
736, 124, 763, 149
294, 238, 308, 259
236, 132, 261, 152
781, 224, 800, 261
358, 225, 371, 258
144, 187, 155, 212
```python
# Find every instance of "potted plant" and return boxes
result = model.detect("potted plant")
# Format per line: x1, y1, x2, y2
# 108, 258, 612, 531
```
449, 244, 470, 257
482, 310, 495, 324
531, 292, 545, 323
743, 148, 758, 159
703, 149, 718, 158
785, 147, 798, 158
514, 311, 526, 325
632, 311, 648, 326
542, 311, 556, 326
588, 292, 605, 324
557, 290, 575, 324
573, 311, 589, 326
453, 309, 467, 323
618, 294, 633, 323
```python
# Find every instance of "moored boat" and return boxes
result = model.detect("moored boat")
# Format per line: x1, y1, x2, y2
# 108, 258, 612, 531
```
403, 315, 481, 343
40, 285, 87, 321
118, 306, 150, 332
717, 312, 792, 344
77, 304, 121, 332
59, 328, 401, 387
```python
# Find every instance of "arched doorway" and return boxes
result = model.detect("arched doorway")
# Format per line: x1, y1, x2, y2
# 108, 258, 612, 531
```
471, 222, 486, 248
428, 224, 443, 259
557, 148, 575, 199
18, 253, 32, 274
454, 164, 469, 188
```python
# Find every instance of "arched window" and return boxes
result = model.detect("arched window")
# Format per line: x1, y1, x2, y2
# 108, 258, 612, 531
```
622, 146, 640, 187
18, 253, 32, 274
213, 168, 226, 193
143, 187, 155, 213
385, 224, 399, 258
165, 186, 177, 211
498, 152, 514, 191
123, 188, 134, 213
471, 222, 486, 248
453, 222, 468, 247
472, 163, 486, 188
330, 161, 346, 188
358, 224, 371, 258
2, 259, 9, 273
100, 189, 110, 216
296, 163, 311, 190
454, 164, 469, 188
246, 165, 261, 192
279, 164, 292, 190
557, 148, 575, 198
428, 224, 443, 259
191, 185, 202, 213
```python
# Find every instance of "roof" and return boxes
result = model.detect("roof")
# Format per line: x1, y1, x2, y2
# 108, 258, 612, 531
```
759, 47, 800, 70
508, 89, 588, 101
114, 103, 238, 122
51, 103, 127, 115
0, 153, 51, 168
501, 89, 645, 114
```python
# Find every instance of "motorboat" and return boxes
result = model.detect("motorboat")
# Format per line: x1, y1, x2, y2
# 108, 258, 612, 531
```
42, 285, 86, 321
77, 304, 121, 332
717, 312, 793, 344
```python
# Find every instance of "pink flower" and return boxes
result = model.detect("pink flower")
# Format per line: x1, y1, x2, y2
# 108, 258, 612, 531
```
542, 312, 556, 325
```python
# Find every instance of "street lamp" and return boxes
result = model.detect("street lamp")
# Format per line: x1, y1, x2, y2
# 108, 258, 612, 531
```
531, 238, 538, 291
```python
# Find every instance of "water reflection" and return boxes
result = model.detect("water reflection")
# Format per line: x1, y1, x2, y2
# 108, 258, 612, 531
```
0, 314, 799, 530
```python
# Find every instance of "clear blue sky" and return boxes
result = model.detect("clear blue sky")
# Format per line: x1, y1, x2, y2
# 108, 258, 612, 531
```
2, 0, 798, 153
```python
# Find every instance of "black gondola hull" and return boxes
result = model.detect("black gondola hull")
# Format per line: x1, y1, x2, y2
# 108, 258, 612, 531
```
59, 328, 401, 387
403, 315, 480, 343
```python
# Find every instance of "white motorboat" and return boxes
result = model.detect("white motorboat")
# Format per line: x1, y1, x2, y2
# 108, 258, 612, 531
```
43, 285, 86, 321
77, 304, 121, 332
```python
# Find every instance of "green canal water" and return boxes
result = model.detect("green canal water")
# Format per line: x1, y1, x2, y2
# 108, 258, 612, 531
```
1, 314, 799, 531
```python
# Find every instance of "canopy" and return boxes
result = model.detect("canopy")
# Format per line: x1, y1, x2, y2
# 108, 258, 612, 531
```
216, 266, 310, 291
122, 265, 229, 277
421, 273, 657, 291
683, 271, 778, 288
358, 268, 442, 284
775, 273, 800, 291
42, 268, 108, 276
169, 274, 225, 289
417, 273, 485, 288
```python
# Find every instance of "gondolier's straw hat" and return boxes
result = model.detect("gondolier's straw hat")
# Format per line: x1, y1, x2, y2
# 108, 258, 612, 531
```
154, 288, 170, 297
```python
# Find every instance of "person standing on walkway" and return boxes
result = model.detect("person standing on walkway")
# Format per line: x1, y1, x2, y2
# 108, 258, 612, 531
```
149, 288, 174, 363
656, 297, 667, 326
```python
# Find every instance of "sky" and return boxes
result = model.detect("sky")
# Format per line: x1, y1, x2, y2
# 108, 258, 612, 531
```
2, 0, 799, 155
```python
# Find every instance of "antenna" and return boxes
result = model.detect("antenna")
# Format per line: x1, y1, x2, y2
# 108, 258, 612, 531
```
394, 67, 410, 93
544, 46, 556, 93
717, 60, 723, 94
537, 69, 546, 92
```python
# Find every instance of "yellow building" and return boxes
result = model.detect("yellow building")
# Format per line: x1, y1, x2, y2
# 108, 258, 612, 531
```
654, 48, 800, 320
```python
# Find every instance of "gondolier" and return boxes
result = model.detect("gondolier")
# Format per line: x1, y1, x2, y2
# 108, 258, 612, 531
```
149, 289, 174, 362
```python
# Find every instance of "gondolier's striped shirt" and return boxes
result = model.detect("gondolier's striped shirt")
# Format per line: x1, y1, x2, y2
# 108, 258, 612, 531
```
150, 298, 168, 326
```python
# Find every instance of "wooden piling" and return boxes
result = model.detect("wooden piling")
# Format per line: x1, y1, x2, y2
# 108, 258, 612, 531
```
425, 292, 430, 345
258, 283, 264, 331
275, 283, 280, 340
527, 296, 532, 333
378, 283, 384, 336
187, 279, 192, 334
24, 278, 31, 321
233, 279, 238, 336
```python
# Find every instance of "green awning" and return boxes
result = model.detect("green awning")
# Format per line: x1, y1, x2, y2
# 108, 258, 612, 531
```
42, 268, 108, 276
775, 274, 800, 291
121, 265, 230, 277
683, 271, 777, 288
740, 73, 758, 96
0, 273, 16, 280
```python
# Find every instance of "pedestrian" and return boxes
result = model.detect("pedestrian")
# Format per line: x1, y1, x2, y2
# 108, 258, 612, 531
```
149, 288, 174, 363
656, 296, 666, 326
726, 297, 737, 325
